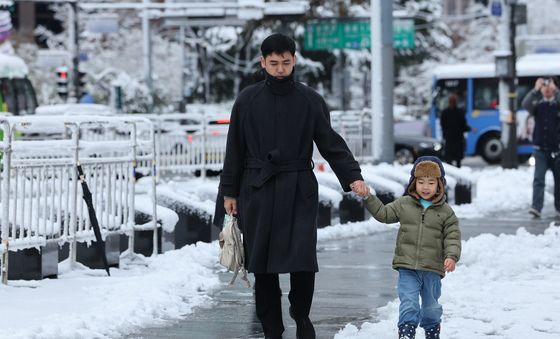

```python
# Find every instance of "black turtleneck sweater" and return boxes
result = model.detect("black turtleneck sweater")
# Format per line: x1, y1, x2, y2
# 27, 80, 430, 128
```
264, 71, 295, 96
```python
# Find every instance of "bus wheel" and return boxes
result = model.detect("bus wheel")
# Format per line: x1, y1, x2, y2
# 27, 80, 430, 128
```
479, 134, 503, 164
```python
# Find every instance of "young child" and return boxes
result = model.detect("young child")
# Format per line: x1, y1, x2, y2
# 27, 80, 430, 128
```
363, 156, 461, 339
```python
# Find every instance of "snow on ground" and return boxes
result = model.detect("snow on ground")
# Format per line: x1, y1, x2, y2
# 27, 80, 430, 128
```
335, 165, 560, 339
451, 166, 544, 218
335, 225, 560, 339
0, 163, 556, 338
318, 219, 397, 242
0, 243, 221, 339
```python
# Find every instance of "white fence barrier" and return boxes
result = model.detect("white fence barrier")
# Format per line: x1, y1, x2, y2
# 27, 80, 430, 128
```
134, 113, 227, 176
138, 112, 371, 176
0, 115, 157, 283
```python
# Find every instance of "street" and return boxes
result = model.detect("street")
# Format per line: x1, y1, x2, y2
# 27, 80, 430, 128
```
129, 205, 552, 339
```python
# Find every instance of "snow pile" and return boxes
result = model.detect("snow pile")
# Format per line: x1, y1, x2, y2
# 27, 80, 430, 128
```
0, 53, 28, 78
452, 166, 538, 218
318, 219, 397, 242
157, 185, 215, 218
0, 242, 221, 339
335, 224, 560, 339
135, 194, 179, 232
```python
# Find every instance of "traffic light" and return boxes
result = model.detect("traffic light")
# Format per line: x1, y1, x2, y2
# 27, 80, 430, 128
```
56, 66, 69, 101
78, 70, 87, 98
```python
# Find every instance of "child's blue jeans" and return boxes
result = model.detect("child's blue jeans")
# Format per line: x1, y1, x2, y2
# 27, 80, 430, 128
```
397, 268, 442, 329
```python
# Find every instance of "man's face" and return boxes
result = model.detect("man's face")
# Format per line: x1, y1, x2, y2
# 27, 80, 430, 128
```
260, 52, 296, 79
541, 80, 556, 99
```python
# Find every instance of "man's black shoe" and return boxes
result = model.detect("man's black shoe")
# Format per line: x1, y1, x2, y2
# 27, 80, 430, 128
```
289, 307, 316, 339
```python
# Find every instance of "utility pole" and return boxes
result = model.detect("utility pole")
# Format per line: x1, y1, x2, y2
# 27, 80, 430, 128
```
179, 23, 186, 112
340, 51, 347, 110
142, 0, 153, 111
370, 0, 394, 163
68, 1, 80, 101
497, 0, 519, 169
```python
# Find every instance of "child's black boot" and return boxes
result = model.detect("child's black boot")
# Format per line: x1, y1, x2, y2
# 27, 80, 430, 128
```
424, 324, 440, 339
398, 323, 416, 339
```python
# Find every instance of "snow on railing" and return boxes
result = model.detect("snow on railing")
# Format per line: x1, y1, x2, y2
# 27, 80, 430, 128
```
0, 115, 157, 281
134, 113, 227, 177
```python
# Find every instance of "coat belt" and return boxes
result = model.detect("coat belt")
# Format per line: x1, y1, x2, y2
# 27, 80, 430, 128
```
245, 157, 314, 188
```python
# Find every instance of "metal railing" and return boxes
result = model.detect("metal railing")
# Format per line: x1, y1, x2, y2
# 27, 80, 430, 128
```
0, 115, 157, 283
134, 113, 227, 177
136, 112, 372, 175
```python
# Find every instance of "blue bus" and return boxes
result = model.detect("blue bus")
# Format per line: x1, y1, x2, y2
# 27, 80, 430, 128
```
429, 53, 560, 164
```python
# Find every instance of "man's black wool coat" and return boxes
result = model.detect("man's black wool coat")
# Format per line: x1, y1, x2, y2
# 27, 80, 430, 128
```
219, 73, 363, 273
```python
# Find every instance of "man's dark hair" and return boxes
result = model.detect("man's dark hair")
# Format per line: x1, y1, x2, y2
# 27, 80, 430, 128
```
260, 33, 296, 57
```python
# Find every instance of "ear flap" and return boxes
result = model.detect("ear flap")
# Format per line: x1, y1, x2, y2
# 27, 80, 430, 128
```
432, 178, 446, 204
407, 177, 419, 199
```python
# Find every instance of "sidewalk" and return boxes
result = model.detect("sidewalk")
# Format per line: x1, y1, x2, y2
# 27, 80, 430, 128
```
128, 209, 553, 339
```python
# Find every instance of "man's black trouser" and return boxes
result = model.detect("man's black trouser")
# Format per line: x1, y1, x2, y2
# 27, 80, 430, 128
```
254, 272, 315, 337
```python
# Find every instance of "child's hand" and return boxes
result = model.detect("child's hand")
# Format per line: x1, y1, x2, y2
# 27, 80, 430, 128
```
350, 180, 369, 197
444, 258, 456, 272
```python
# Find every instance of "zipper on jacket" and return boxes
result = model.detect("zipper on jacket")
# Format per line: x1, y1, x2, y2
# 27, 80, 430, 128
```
415, 208, 425, 269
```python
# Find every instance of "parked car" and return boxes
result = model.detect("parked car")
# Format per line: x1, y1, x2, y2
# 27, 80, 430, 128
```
394, 134, 443, 165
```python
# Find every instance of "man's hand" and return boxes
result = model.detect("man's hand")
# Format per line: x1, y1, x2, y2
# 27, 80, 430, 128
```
350, 180, 369, 197
444, 258, 456, 273
224, 197, 237, 216
535, 78, 544, 91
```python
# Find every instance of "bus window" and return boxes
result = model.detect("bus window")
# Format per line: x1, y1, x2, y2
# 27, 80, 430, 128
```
0, 78, 16, 113
14, 79, 37, 115
434, 79, 467, 116
473, 78, 499, 110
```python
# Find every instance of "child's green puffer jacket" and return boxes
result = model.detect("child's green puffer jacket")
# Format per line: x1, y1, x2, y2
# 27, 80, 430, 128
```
364, 194, 461, 276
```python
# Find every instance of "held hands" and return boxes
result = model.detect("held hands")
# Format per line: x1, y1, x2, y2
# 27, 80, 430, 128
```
224, 197, 237, 216
350, 180, 369, 197
444, 258, 456, 273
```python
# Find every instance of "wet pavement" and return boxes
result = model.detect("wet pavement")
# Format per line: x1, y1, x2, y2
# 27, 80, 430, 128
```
127, 208, 554, 339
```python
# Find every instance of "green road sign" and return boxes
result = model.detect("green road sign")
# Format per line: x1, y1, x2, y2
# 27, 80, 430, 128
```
304, 18, 415, 51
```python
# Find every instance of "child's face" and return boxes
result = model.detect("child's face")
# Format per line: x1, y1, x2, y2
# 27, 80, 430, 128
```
415, 176, 438, 200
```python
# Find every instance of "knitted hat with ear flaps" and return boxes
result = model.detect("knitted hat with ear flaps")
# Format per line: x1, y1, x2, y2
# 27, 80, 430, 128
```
407, 156, 447, 204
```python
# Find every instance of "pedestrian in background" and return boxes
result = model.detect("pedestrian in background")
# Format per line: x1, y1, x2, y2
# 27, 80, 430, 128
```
219, 33, 368, 339
361, 156, 461, 339
440, 93, 471, 168
522, 77, 560, 218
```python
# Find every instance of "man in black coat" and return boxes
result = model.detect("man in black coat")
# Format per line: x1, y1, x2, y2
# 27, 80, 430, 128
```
219, 34, 368, 339
440, 93, 471, 168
